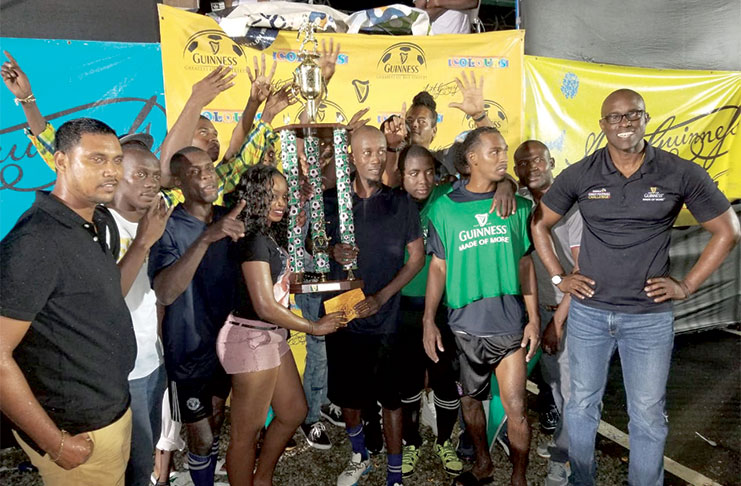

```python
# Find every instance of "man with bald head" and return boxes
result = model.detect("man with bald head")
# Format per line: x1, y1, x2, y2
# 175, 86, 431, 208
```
532, 89, 740, 485
323, 125, 425, 486
149, 146, 246, 486
514, 140, 582, 486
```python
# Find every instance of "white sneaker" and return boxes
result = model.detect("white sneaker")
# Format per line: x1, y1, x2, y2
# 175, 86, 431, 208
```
336, 452, 371, 486
544, 460, 570, 486
536, 440, 554, 459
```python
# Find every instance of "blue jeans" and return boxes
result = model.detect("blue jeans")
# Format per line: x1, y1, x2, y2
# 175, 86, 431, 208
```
566, 300, 673, 486
296, 293, 328, 424
126, 364, 167, 486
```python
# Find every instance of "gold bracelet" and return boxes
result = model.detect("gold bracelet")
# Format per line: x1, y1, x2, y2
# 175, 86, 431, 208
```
50, 430, 67, 463
14, 94, 36, 105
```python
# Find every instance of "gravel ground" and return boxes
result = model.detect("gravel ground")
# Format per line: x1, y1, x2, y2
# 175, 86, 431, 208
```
0, 401, 635, 486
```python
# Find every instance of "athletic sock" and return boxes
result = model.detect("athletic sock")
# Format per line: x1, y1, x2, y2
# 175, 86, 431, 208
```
346, 424, 369, 460
434, 394, 460, 445
387, 453, 402, 486
187, 451, 213, 486
401, 392, 423, 447
208, 435, 220, 477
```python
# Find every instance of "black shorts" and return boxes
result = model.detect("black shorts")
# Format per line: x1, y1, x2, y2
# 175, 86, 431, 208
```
397, 297, 459, 402
455, 331, 523, 401
169, 368, 232, 423
326, 330, 401, 411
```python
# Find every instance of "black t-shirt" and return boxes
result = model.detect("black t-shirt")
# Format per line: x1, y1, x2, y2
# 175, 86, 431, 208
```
323, 184, 422, 334
233, 233, 285, 320
0, 191, 136, 442
148, 205, 239, 380
542, 143, 730, 314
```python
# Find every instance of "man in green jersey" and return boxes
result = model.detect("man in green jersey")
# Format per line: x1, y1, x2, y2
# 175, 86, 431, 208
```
423, 127, 540, 486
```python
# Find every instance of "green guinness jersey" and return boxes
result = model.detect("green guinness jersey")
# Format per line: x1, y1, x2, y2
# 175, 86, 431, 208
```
402, 183, 453, 297
427, 192, 531, 309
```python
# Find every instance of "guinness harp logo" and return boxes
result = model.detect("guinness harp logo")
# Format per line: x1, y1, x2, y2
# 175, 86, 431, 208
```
352, 79, 370, 103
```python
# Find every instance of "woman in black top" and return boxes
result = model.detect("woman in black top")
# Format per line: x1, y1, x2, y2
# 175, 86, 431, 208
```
216, 165, 344, 486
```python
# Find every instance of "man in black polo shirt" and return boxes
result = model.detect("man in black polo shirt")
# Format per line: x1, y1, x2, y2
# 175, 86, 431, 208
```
531, 89, 740, 486
324, 125, 425, 486
0, 118, 136, 485
148, 146, 245, 486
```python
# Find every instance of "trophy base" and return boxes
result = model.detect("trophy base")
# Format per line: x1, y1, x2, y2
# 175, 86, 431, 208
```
290, 278, 364, 294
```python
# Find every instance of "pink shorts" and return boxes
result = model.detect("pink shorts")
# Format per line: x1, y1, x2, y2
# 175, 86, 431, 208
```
217, 314, 290, 374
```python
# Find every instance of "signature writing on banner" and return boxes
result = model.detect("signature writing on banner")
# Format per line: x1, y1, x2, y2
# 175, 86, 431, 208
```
583, 104, 739, 182
0, 95, 165, 192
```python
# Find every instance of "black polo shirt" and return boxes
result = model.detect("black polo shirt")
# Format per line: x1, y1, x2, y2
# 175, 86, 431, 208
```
542, 143, 730, 314
323, 184, 422, 334
0, 191, 135, 443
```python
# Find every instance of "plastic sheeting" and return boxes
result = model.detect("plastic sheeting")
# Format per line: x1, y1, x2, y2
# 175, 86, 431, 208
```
521, 0, 741, 72
671, 202, 741, 333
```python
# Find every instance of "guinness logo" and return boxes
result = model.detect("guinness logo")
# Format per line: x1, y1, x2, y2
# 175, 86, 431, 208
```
183, 30, 246, 70
465, 99, 509, 134
352, 79, 370, 103
377, 42, 427, 79
475, 213, 489, 227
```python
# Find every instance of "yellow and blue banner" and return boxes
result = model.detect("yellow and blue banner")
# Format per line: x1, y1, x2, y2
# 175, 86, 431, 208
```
158, 4, 524, 162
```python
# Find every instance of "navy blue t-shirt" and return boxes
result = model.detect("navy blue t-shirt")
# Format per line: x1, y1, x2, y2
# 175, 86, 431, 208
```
542, 143, 730, 314
148, 205, 239, 380
323, 185, 422, 334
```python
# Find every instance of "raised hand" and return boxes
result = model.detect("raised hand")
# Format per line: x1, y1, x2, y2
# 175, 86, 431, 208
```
448, 71, 485, 118
347, 107, 370, 132
382, 102, 408, 149
135, 195, 174, 249
191, 65, 237, 107
318, 38, 341, 83
201, 199, 246, 243
1, 51, 32, 99
247, 53, 277, 104
262, 84, 297, 124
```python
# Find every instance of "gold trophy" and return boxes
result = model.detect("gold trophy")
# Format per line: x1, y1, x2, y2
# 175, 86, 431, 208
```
292, 17, 326, 124
277, 16, 362, 294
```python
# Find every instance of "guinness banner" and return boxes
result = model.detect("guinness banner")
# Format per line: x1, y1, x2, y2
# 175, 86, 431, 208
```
523, 55, 741, 225
158, 4, 524, 162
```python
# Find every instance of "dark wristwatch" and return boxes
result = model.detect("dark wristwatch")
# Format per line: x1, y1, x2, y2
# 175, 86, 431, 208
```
387, 144, 406, 153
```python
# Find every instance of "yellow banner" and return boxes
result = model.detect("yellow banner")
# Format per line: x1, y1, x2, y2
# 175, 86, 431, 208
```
524, 55, 740, 224
158, 4, 524, 159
